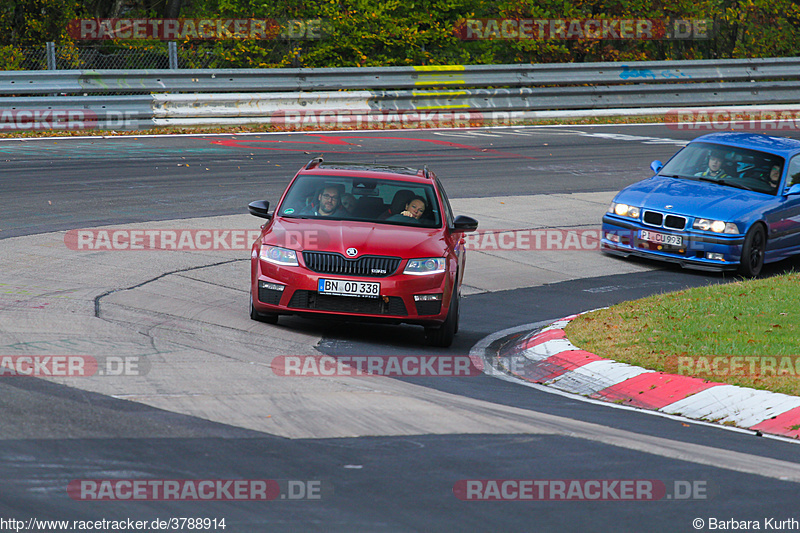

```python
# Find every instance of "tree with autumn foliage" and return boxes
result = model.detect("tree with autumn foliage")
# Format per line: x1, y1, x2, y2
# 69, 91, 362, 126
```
1, 0, 799, 67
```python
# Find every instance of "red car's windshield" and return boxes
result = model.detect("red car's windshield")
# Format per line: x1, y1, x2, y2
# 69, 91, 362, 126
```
278, 175, 443, 228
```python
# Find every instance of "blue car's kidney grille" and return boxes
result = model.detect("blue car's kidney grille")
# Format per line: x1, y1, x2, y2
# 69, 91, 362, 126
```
302, 252, 401, 277
664, 215, 686, 230
643, 210, 686, 231
643, 211, 663, 226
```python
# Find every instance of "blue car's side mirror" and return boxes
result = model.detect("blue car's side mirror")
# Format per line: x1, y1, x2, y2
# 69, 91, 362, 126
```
650, 160, 663, 174
785, 184, 800, 196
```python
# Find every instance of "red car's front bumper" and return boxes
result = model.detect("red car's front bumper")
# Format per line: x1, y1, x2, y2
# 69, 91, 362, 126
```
251, 253, 454, 326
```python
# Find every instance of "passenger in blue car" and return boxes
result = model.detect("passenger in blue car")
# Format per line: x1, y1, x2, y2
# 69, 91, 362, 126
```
695, 150, 730, 179
768, 165, 782, 191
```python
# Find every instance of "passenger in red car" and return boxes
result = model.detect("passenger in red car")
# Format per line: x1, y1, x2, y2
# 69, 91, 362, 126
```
340, 193, 357, 214
388, 197, 426, 222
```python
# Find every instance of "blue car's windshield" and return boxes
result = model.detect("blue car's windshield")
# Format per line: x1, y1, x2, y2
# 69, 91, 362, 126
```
659, 142, 786, 195
278, 175, 442, 228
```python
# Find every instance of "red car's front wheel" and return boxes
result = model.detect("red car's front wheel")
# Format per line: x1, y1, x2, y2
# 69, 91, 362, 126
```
424, 290, 459, 347
250, 293, 279, 324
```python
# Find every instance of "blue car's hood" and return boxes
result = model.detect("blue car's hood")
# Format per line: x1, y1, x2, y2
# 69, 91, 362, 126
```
615, 176, 772, 221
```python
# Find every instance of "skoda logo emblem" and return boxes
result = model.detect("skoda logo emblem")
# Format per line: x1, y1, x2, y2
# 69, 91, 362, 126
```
346, 248, 358, 257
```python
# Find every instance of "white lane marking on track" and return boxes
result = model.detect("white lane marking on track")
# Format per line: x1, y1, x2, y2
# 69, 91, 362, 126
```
434, 127, 687, 146
434, 128, 586, 138
583, 132, 687, 145
448, 131, 505, 137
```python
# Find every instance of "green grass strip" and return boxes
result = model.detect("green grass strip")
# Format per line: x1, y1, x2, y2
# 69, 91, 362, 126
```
565, 272, 800, 396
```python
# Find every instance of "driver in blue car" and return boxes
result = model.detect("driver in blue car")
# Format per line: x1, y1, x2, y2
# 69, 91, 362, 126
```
695, 150, 730, 179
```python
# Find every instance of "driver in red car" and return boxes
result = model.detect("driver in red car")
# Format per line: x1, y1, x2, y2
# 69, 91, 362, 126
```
302, 185, 344, 216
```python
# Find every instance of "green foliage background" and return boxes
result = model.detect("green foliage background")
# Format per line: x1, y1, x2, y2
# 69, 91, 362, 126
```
1, 0, 799, 68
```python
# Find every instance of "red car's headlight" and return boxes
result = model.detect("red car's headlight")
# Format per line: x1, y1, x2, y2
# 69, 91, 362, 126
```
403, 258, 445, 275
260, 245, 299, 266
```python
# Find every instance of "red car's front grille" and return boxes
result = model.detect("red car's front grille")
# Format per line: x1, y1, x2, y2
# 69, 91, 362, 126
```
288, 290, 408, 316
302, 252, 401, 277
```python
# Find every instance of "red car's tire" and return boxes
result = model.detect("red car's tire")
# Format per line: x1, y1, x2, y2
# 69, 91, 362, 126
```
250, 293, 279, 324
424, 290, 458, 347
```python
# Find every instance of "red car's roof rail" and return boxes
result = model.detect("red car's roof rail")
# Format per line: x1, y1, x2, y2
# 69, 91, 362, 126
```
305, 157, 324, 169
304, 160, 431, 177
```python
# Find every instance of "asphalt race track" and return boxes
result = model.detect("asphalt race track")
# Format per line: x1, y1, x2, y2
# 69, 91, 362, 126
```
2, 125, 800, 533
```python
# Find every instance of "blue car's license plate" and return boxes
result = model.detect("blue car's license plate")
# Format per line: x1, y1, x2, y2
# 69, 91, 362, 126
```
640, 230, 682, 246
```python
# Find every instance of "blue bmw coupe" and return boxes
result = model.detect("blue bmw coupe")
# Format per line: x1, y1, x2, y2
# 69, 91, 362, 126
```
601, 132, 800, 276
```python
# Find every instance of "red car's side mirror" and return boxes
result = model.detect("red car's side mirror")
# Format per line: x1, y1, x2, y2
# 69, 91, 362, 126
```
248, 200, 271, 220
452, 215, 478, 232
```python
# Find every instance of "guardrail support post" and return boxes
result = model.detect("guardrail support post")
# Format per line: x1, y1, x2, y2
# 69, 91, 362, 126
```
168, 42, 178, 69
46, 42, 56, 70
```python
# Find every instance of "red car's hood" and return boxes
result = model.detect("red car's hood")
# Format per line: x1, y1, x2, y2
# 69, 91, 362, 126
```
263, 217, 448, 258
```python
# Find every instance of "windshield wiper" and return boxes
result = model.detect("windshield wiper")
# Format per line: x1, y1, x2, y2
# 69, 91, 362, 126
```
697, 176, 753, 191
722, 181, 753, 191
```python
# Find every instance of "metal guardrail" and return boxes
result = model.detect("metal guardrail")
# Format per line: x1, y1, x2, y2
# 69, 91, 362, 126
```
3, 57, 800, 95
1, 57, 799, 130
374, 81, 800, 111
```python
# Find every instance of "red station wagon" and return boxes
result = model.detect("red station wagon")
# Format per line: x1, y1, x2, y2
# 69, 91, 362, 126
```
248, 158, 478, 347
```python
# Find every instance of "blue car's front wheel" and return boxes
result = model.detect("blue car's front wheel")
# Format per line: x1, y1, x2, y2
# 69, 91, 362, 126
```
738, 224, 766, 277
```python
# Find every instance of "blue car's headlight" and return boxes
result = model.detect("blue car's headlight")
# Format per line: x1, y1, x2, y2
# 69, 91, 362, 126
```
692, 219, 739, 234
609, 202, 640, 219
260, 245, 299, 266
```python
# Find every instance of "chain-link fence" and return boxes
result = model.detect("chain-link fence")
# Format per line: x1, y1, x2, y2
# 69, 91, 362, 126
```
0, 41, 306, 70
